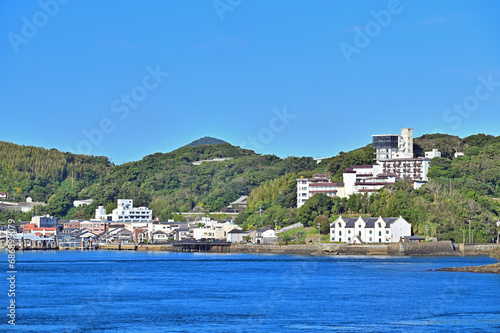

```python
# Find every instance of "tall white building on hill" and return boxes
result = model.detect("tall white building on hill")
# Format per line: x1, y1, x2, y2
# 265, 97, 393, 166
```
297, 127, 440, 206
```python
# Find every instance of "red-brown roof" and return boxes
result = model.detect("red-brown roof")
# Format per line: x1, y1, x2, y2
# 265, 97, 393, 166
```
309, 182, 344, 187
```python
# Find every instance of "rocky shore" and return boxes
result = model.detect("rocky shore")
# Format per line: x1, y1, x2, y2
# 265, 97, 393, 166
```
433, 263, 500, 274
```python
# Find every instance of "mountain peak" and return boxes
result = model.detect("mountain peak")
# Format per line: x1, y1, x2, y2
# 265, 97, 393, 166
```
183, 137, 228, 148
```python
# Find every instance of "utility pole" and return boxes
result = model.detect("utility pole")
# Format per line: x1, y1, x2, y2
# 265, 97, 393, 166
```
318, 222, 321, 244
460, 228, 465, 244
468, 219, 471, 244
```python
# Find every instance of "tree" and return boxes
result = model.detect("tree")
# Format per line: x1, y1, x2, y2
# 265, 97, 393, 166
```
490, 247, 500, 262
281, 234, 292, 245
296, 194, 333, 226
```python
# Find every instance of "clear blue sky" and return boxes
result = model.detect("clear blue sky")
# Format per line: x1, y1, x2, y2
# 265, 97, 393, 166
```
1, 0, 499, 164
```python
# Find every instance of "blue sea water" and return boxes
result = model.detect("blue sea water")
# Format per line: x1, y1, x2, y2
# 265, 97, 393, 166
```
1, 251, 499, 332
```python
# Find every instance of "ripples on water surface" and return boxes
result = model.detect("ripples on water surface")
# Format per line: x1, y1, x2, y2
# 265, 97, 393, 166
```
1, 251, 499, 332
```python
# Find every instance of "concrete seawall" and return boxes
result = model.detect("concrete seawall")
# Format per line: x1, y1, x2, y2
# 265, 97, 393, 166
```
94, 242, 499, 256
459, 243, 499, 256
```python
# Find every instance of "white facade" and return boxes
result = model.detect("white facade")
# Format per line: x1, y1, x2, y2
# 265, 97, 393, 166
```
425, 149, 441, 158
297, 174, 345, 208
95, 199, 152, 222
343, 158, 432, 196
330, 216, 411, 244
192, 228, 216, 240
372, 128, 414, 161
74, 199, 93, 207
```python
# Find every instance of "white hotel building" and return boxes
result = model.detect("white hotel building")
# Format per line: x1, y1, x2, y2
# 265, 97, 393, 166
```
296, 174, 344, 208
297, 128, 441, 205
330, 216, 411, 244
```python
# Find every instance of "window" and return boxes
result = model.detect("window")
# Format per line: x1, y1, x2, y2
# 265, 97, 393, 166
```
348, 230, 351, 234
386, 230, 389, 234
378, 239, 381, 243
339, 238, 342, 242
348, 237, 351, 241
379, 231, 382, 236
358, 231, 361, 236
339, 231, 342, 236
369, 230, 372, 234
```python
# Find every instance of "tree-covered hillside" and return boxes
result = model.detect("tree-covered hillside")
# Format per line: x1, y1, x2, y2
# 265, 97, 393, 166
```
241, 133, 500, 242
0, 141, 111, 202
1, 133, 499, 243
0, 141, 317, 221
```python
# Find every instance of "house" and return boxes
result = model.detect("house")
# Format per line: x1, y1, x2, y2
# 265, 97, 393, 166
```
80, 221, 107, 235
403, 236, 425, 243
192, 228, 216, 241
0, 192, 8, 199
152, 230, 170, 243
213, 222, 242, 240
174, 228, 190, 241
147, 222, 188, 240
227, 196, 248, 212
227, 229, 249, 243
330, 216, 411, 244
64, 220, 81, 230
256, 228, 278, 245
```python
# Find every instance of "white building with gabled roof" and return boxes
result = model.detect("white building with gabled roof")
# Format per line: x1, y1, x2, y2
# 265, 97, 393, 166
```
330, 216, 411, 244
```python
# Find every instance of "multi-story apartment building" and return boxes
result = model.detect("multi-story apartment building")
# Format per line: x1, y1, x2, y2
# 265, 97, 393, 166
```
95, 199, 153, 222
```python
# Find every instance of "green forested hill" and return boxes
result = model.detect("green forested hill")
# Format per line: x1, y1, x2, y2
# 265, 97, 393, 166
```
1, 133, 499, 242
0, 141, 317, 220
0, 141, 111, 201
242, 134, 500, 242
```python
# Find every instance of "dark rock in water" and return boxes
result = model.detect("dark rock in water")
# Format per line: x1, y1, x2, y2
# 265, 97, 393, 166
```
433, 263, 500, 274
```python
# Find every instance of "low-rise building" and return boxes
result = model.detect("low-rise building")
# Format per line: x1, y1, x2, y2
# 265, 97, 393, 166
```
0, 192, 8, 199
80, 221, 107, 235
256, 228, 278, 245
227, 229, 249, 243
330, 216, 411, 244
22, 223, 57, 237
63, 220, 81, 230
192, 228, 216, 241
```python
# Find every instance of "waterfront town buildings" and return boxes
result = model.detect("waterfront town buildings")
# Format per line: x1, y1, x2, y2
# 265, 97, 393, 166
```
330, 216, 411, 244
